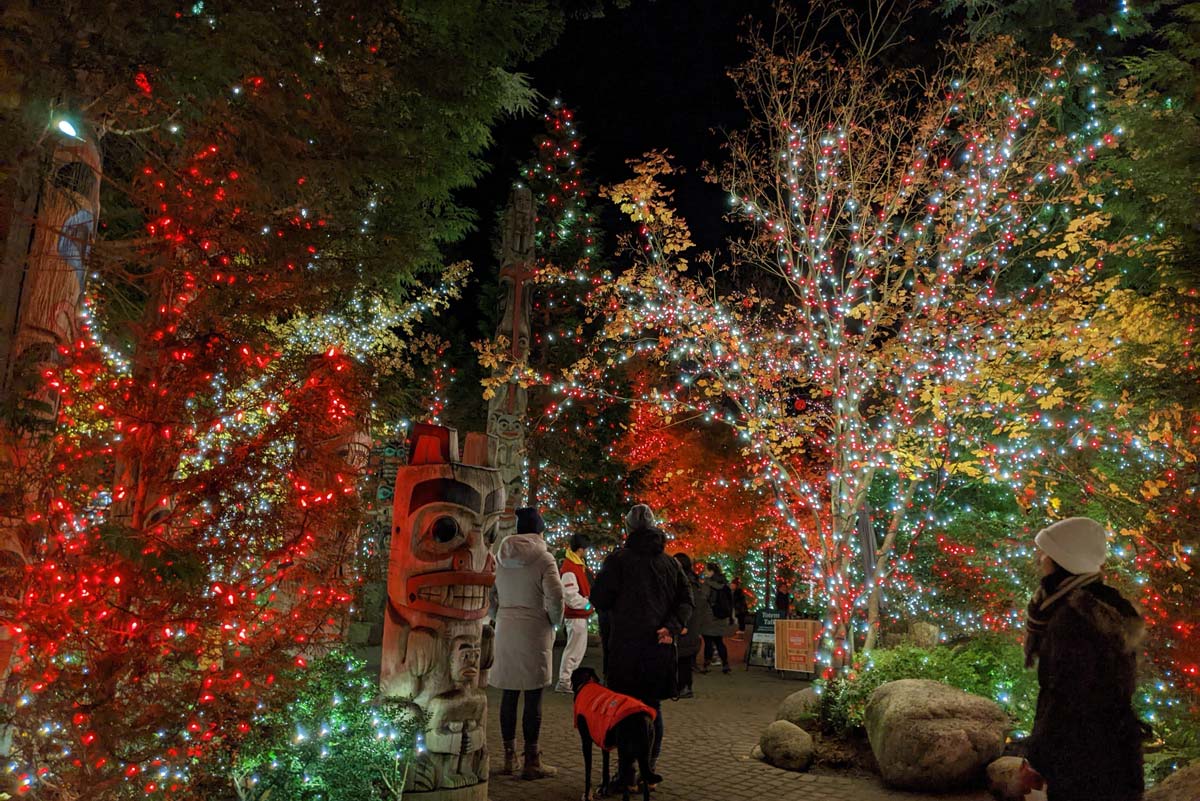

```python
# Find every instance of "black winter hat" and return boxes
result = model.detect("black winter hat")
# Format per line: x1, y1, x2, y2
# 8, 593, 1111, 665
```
515, 507, 545, 535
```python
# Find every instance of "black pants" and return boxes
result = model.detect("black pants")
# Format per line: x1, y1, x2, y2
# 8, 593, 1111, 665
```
499, 688, 543, 745
599, 615, 611, 680
703, 635, 728, 667
650, 699, 663, 766
676, 653, 694, 691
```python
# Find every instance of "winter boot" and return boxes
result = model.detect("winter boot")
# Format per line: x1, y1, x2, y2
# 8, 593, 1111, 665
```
520, 746, 557, 780
491, 741, 518, 776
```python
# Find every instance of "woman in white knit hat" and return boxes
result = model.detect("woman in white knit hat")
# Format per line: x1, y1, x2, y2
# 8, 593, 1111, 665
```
1019, 517, 1146, 801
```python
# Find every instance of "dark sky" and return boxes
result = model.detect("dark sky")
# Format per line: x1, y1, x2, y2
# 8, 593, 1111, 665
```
454, 0, 777, 272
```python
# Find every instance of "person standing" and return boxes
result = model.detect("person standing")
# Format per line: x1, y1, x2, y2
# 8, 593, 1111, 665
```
732, 577, 756, 633
591, 504, 693, 781
489, 507, 564, 780
672, 553, 703, 698
554, 533, 593, 693
696, 562, 735, 673
1019, 517, 1145, 801
598, 539, 620, 681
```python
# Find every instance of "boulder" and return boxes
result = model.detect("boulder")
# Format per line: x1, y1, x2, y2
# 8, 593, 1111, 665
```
865, 679, 1008, 792
750, 744, 765, 761
1147, 760, 1200, 801
758, 720, 814, 772
775, 686, 821, 728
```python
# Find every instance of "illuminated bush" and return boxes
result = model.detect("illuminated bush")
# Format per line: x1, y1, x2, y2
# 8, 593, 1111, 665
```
232, 652, 421, 801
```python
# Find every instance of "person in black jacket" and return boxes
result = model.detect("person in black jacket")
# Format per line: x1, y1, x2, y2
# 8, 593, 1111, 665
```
591, 504, 694, 778
1021, 517, 1145, 801
672, 553, 703, 698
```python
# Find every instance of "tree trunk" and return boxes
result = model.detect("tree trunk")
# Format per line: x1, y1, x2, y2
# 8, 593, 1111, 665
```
862, 477, 919, 652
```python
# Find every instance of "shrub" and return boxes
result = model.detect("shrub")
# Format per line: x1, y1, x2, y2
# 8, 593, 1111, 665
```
818, 634, 1038, 735
231, 651, 422, 801
817, 636, 1199, 786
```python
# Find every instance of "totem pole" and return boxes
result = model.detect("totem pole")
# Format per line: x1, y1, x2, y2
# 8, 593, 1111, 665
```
486, 186, 535, 545
0, 130, 100, 757
1, 133, 99, 421
381, 424, 502, 800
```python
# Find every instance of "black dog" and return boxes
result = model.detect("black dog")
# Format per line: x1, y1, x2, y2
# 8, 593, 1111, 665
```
570, 667, 662, 801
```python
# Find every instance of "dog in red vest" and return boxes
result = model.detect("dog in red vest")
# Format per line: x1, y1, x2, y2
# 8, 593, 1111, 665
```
571, 667, 661, 801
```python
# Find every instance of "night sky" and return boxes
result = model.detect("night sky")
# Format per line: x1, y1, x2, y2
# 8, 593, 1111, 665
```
456, 0, 777, 274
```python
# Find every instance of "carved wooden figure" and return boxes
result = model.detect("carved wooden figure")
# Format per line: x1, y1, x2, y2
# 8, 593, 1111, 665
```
486, 186, 535, 543
3, 136, 100, 415
381, 424, 502, 800
0, 132, 99, 758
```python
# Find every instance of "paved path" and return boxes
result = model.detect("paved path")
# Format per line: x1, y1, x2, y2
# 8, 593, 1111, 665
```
485, 646, 991, 801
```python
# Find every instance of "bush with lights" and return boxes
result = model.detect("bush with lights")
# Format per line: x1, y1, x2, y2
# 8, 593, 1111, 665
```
229, 652, 422, 801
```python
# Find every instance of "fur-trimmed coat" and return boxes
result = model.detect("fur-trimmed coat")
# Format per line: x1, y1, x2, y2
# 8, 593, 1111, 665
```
1025, 580, 1145, 801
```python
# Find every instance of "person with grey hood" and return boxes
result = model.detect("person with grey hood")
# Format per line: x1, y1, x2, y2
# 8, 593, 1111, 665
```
489, 507, 564, 780
591, 504, 693, 782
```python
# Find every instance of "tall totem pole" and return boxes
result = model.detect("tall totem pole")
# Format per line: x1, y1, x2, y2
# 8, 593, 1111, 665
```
0, 128, 101, 756
486, 186, 535, 543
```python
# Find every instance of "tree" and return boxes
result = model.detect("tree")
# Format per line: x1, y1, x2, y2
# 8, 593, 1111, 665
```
939, 0, 1200, 721
0, 3, 574, 798
478, 101, 637, 546
615, 397, 801, 564
554, 6, 1120, 663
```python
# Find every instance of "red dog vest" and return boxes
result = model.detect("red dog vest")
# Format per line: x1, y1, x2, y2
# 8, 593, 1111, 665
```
573, 682, 657, 751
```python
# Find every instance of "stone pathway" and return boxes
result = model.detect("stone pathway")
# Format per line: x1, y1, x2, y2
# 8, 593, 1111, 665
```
485, 647, 991, 801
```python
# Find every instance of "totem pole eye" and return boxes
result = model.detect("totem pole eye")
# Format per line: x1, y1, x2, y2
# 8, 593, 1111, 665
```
431, 516, 461, 544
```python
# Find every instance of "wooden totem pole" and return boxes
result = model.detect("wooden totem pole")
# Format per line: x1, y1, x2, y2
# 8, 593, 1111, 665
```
0, 128, 101, 756
486, 186, 535, 545
381, 424, 502, 800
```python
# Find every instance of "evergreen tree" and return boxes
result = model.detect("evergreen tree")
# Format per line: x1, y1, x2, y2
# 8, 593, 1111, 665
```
478, 101, 638, 547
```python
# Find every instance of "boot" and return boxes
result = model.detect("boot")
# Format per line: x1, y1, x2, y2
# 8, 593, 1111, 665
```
491, 741, 518, 776
520, 746, 557, 780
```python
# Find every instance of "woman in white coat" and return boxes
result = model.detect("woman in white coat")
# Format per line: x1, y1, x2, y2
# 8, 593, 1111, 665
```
489, 507, 564, 780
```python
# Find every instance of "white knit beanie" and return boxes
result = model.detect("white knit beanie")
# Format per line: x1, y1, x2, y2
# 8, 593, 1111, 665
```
626, 503, 656, 531
1034, 517, 1108, 575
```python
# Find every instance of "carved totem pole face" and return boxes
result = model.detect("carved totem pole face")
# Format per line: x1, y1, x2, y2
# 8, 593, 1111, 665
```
449, 635, 481, 686
388, 436, 503, 632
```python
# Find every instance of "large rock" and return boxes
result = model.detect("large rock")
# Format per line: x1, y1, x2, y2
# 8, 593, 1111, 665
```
775, 686, 821, 728
759, 720, 814, 772
1147, 760, 1200, 801
866, 679, 1008, 791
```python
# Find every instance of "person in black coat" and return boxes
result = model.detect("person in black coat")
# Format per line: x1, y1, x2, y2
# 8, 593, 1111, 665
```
1021, 517, 1145, 801
672, 553, 703, 698
591, 504, 694, 774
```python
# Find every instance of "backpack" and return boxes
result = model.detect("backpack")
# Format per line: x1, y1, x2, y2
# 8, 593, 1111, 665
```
710, 584, 733, 620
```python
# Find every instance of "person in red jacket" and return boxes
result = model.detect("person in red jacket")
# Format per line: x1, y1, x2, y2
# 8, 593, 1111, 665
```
554, 533, 593, 693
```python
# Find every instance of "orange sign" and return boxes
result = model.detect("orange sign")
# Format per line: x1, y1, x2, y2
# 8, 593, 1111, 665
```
774, 619, 820, 674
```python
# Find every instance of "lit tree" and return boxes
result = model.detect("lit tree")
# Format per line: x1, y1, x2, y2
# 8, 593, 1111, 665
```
479, 101, 636, 546
0, 4, 570, 799
615, 396, 804, 569
552, 6, 1120, 662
